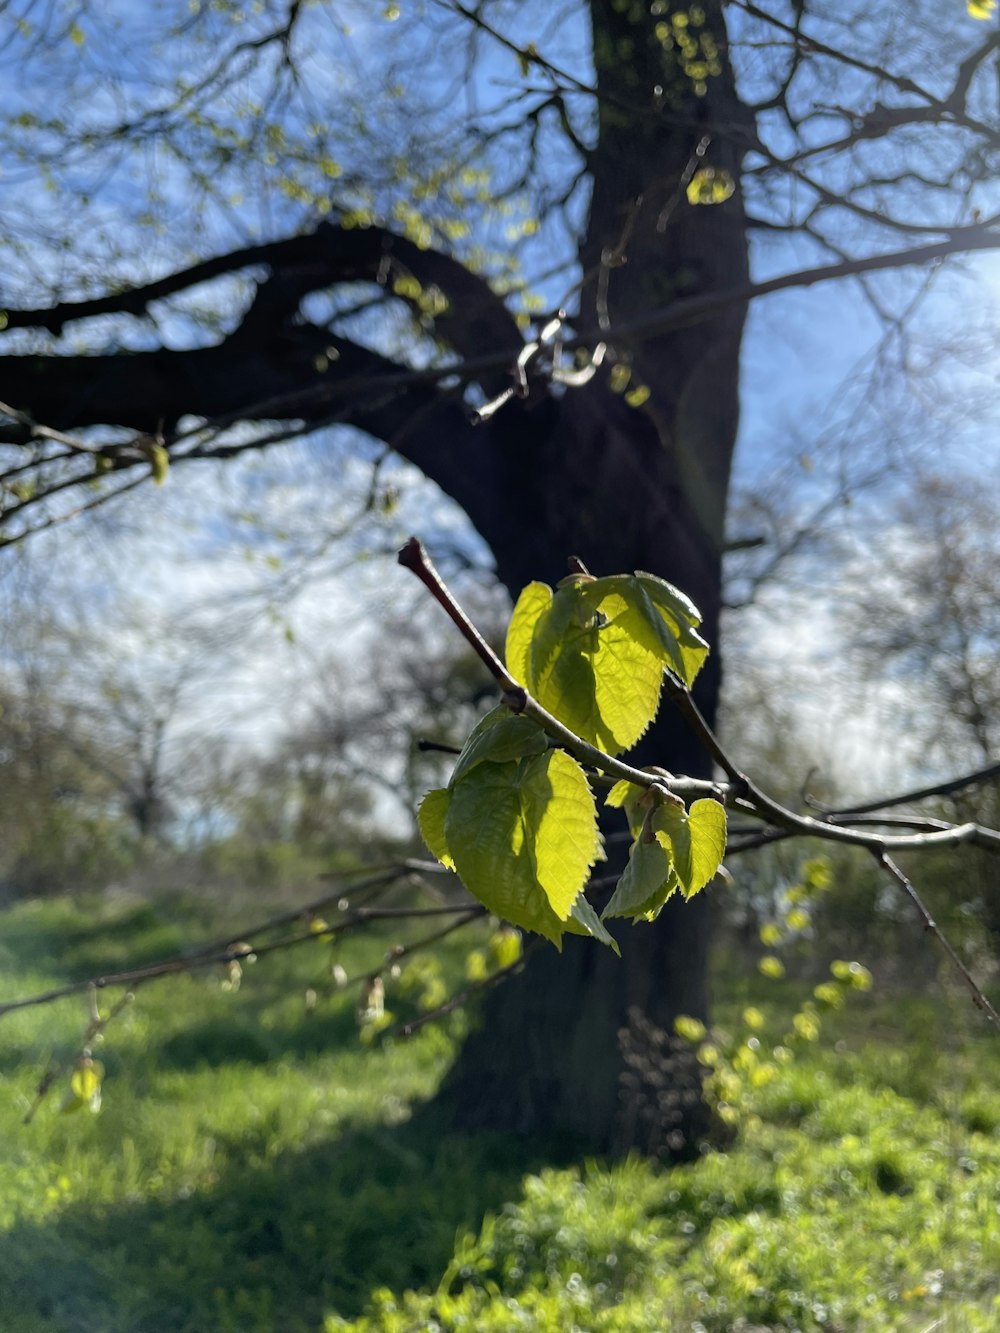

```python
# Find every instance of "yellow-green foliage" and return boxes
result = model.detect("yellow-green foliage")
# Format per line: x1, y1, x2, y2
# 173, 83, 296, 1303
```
3, 896, 1000, 1332
335, 992, 1000, 1333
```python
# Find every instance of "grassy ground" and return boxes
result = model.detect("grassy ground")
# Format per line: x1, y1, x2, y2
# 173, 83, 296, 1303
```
0, 891, 998, 1332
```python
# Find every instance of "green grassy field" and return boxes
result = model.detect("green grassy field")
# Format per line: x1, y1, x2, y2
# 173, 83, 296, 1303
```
0, 890, 998, 1332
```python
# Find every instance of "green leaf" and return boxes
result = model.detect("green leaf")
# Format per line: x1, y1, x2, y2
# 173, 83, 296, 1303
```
62, 1059, 104, 1114
417, 787, 455, 871
443, 749, 601, 943
512, 577, 665, 754
487, 927, 523, 969
147, 443, 170, 485
507, 578, 561, 686
509, 578, 581, 698
521, 748, 603, 918
505, 581, 553, 685
70, 1062, 102, 1102
603, 797, 725, 919
449, 707, 548, 785
605, 779, 637, 808
516, 41, 538, 75
656, 798, 727, 899
582, 573, 709, 688
605, 778, 647, 837
602, 832, 679, 921
506, 573, 707, 757
564, 894, 621, 954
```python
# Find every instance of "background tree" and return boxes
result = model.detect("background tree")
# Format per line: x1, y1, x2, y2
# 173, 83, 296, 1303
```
195, 618, 497, 885
0, 602, 137, 896
844, 468, 1000, 953
1, 0, 998, 1150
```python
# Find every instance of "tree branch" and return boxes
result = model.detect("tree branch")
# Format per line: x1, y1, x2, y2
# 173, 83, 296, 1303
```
0, 861, 471, 1020
2, 220, 524, 372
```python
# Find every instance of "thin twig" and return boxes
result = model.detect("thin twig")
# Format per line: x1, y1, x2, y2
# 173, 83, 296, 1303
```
665, 678, 1000, 856
339, 908, 485, 998
875, 851, 1000, 1031
816, 760, 1000, 819
0, 863, 472, 1020
390, 942, 538, 1039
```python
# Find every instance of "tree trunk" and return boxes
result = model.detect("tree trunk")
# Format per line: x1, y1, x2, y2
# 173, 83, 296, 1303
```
437, 0, 751, 1155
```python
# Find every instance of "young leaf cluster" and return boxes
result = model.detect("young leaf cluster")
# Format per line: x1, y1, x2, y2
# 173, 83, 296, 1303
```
602, 780, 727, 921
419, 570, 727, 949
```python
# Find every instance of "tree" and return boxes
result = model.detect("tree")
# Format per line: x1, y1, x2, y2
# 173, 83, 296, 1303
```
851, 470, 1000, 768
1, 0, 998, 1150
0, 602, 138, 895
197, 620, 496, 883
846, 468, 1000, 949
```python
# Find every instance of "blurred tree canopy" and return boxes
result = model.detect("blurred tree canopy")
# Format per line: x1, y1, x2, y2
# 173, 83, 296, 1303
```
1, 0, 998, 1151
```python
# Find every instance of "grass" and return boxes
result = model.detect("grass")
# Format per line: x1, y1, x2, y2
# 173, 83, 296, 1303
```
0, 891, 998, 1331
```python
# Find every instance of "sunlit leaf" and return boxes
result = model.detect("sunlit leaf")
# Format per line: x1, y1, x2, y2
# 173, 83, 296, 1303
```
147, 444, 170, 486
509, 581, 660, 754
686, 165, 735, 205
449, 707, 548, 785
506, 573, 707, 756
582, 573, 709, 687
605, 778, 647, 837
442, 749, 601, 944
62, 1059, 104, 1114
465, 948, 489, 980
417, 787, 455, 871
520, 749, 602, 919
605, 779, 637, 809
487, 927, 523, 968
564, 894, 621, 954
655, 798, 727, 899
604, 797, 725, 918
968, 0, 995, 18
70, 1062, 102, 1103
505, 581, 554, 686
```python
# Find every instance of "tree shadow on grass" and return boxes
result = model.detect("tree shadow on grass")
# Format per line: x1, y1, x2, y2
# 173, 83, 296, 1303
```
0, 1099, 581, 1333
153, 1000, 363, 1072
0, 901, 192, 979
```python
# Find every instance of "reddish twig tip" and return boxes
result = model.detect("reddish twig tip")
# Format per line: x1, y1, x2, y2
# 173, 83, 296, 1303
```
397, 535, 426, 572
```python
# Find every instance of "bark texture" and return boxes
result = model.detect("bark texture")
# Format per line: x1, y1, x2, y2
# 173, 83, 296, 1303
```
439, 0, 751, 1153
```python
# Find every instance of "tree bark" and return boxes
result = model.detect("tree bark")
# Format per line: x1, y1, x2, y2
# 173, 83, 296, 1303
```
437, 387, 732, 1156
436, 0, 751, 1154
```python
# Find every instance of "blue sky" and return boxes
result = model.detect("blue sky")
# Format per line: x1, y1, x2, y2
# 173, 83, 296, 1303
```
2, 0, 997, 812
